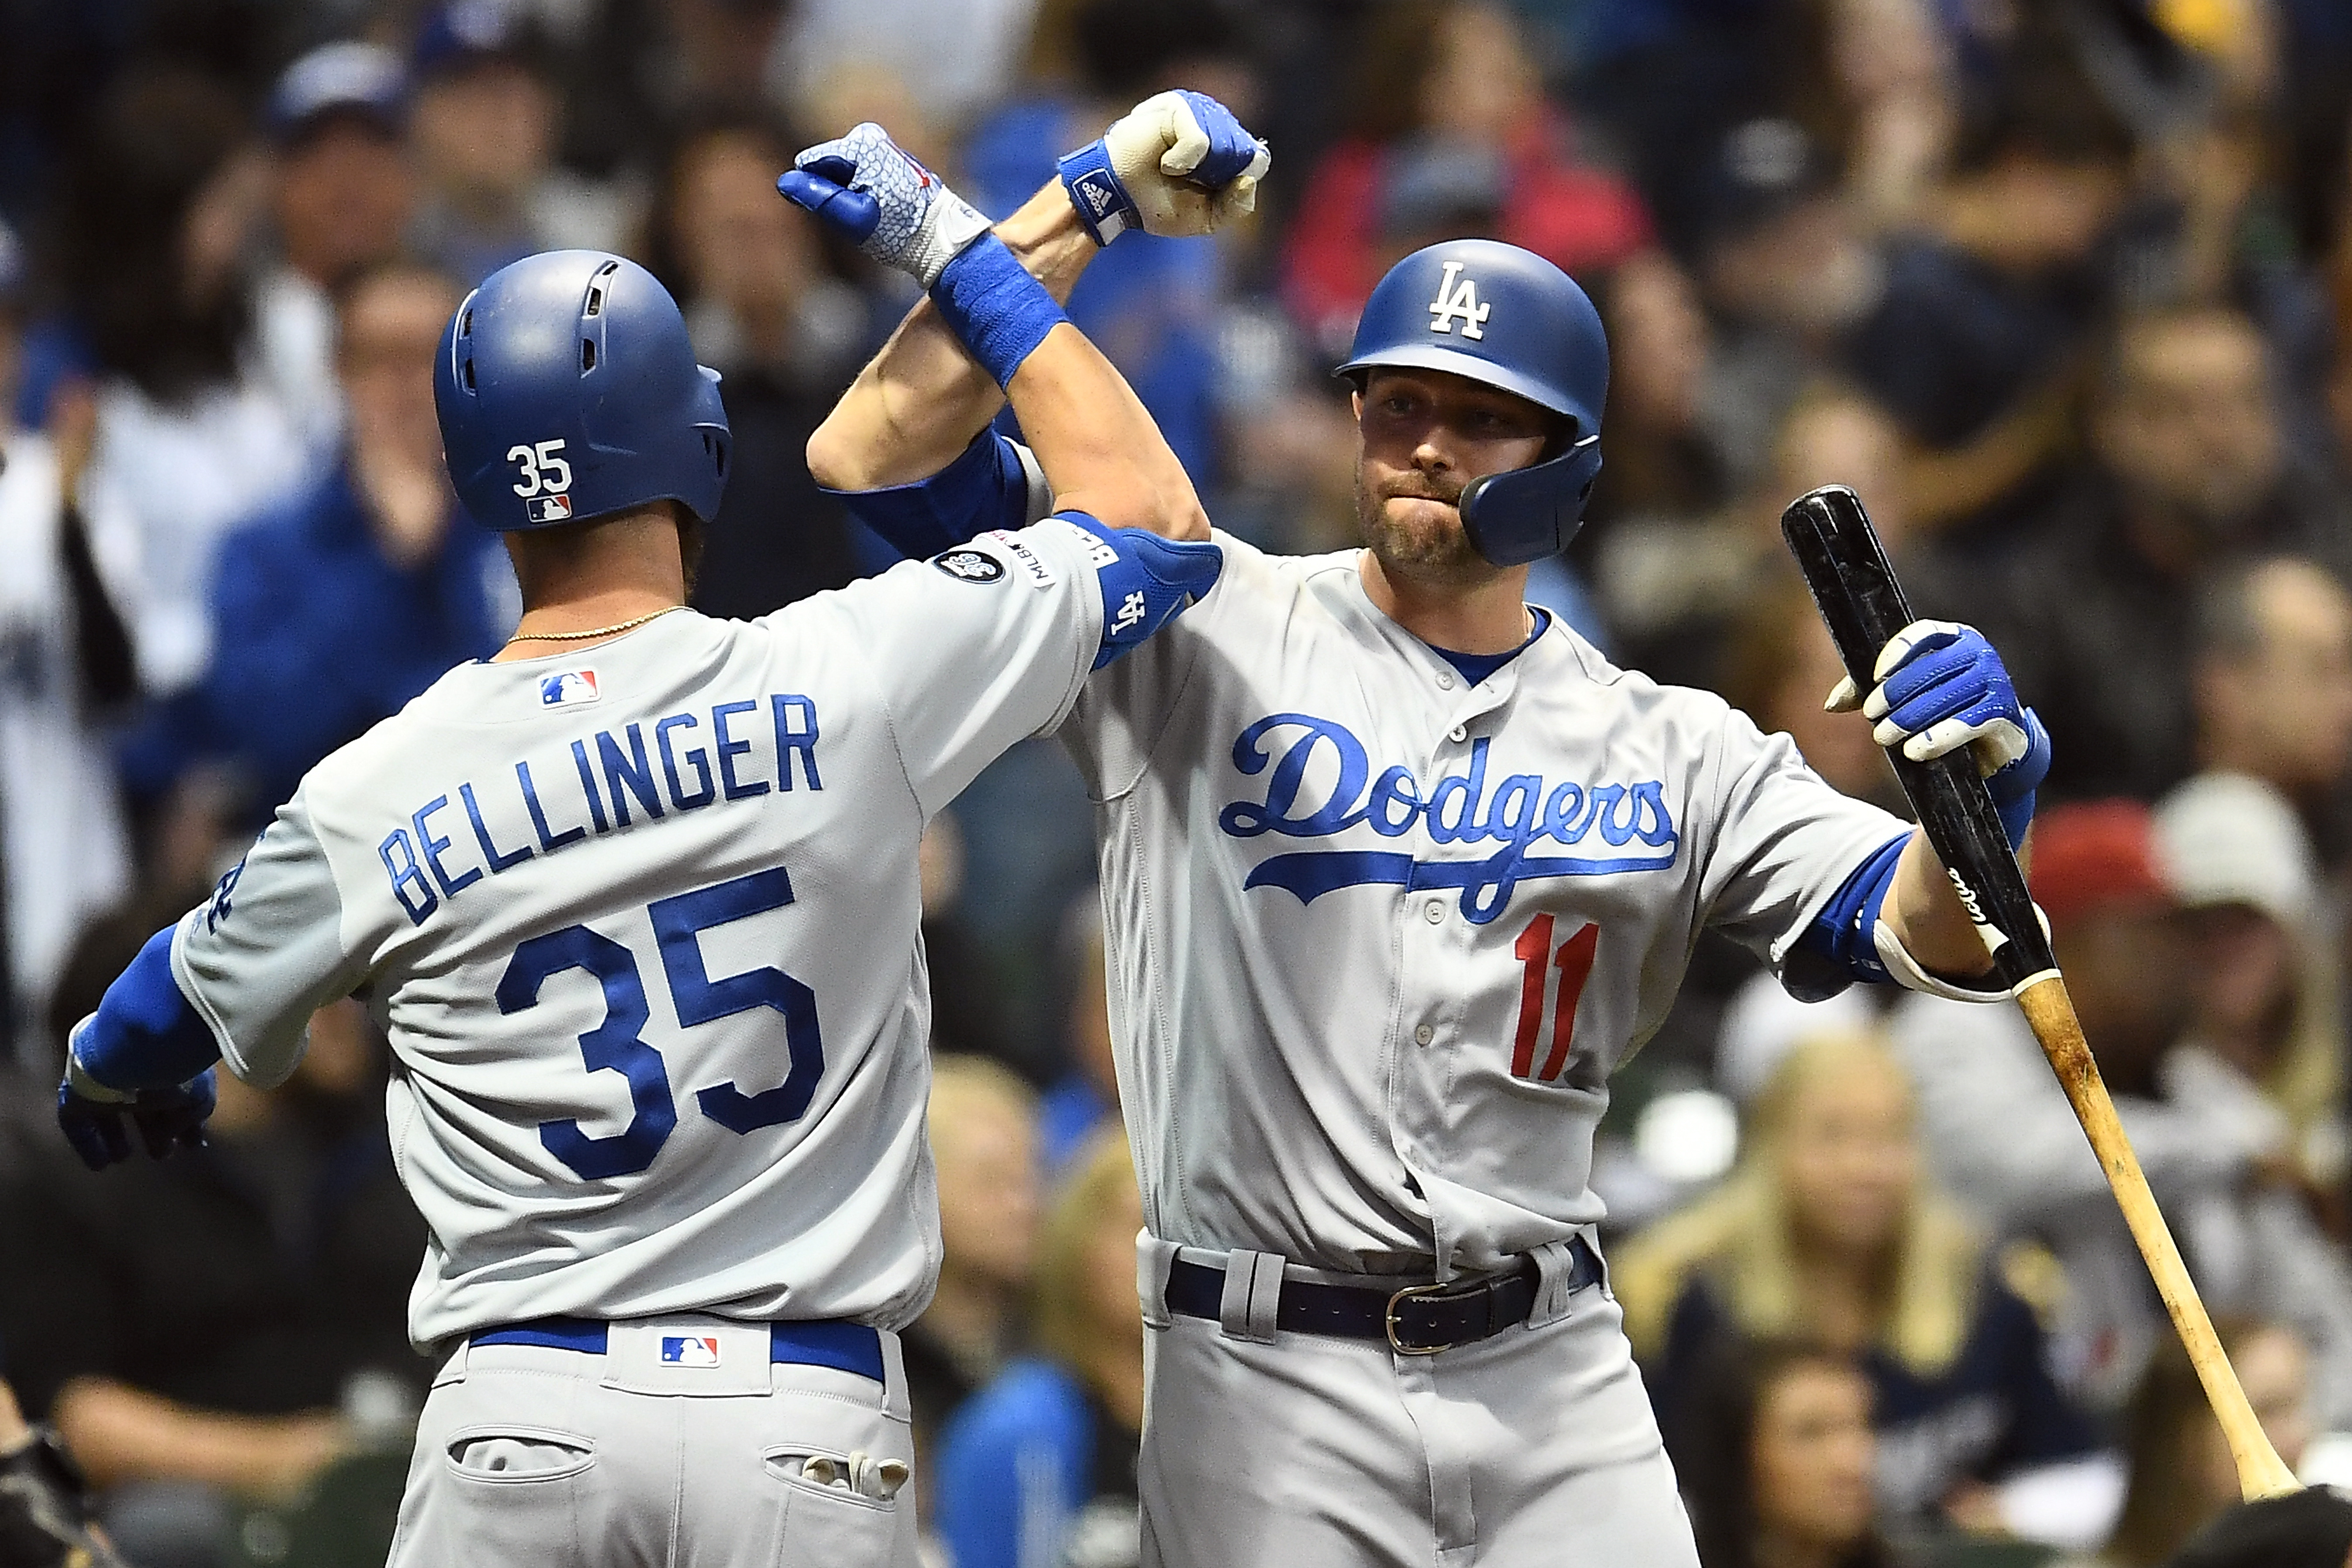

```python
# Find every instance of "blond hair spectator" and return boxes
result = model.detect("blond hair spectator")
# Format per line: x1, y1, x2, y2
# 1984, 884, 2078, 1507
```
1616, 1032, 2108, 1542
935, 1130, 1147, 1568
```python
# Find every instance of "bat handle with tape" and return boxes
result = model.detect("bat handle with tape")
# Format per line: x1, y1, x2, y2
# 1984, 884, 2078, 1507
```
1780, 484, 2300, 1502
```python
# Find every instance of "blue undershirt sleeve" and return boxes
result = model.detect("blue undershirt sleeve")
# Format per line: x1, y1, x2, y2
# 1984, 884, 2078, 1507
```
828, 430, 1042, 560
72, 927, 223, 1092
1786, 831, 1911, 1000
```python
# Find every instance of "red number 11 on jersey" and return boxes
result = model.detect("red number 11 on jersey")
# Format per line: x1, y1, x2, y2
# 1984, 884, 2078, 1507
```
1510, 915, 1599, 1082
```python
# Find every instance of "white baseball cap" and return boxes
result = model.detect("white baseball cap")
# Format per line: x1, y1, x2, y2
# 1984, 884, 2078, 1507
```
2151, 771, 2318, 929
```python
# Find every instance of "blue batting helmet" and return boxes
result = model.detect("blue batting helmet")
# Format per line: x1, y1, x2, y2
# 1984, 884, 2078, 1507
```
1336, 239, 1608, 566
436, 250, 730, 533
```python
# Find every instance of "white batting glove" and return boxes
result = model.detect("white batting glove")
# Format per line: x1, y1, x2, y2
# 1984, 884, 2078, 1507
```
777, 123, 992, 288
1059, 90, 1271, 243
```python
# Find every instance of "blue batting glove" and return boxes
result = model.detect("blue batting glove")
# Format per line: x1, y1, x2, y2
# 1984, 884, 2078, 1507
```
1827, 618, 2051, 845
58, 1065, 217, 1171
1059, 90, 1271, 244
777, 123, 992, 288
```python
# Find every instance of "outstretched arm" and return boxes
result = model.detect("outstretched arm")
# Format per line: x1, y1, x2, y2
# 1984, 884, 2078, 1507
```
794, 93, 1266, 537
805, 181, 1092, 494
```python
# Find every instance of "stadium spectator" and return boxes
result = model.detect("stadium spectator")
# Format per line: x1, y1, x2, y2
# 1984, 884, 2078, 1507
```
2189, 558, 2352, 866
1282, 0, 1651, 357
1619, 1032, 2106, 1537
252, 41, 416, 461
1843, 50, 2135, 457
2064, 1322, 2317, 1568
1598, 380, 1908, 692
1037, 892, 1116, 1173
905, 1056, 1044, 1469
915, 814, 1029, 1078
0, 948, 423, 1568
0, 227, 138, 1060
1579, 252, 1737, 547
1953, 307, 2352, 803
561, 0, 790, 180
1718, 584, 1902, 818
0, 1373, 125, 1568
2152, 773, 2349, 1222
1663, 1335, 1910, 1568
1890, 801, 2352, 1424
642, 115, 876, 618
199, 263, 515, 821
961, 0, 1257, 484
42, 68, 312, 704
406, 0, 624, 289
934, 1130, 1146, 1568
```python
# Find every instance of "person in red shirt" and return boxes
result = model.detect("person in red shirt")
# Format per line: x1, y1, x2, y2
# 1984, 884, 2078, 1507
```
1281, 0, 1652, 356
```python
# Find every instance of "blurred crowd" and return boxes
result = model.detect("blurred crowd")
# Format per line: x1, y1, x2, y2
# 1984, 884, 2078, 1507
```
5, 0, 2352, 1565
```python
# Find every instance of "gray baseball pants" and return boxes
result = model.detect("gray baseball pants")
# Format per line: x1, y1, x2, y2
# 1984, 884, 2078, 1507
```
384, 1316, 920, 1568
1134, 1237, 1700, 1568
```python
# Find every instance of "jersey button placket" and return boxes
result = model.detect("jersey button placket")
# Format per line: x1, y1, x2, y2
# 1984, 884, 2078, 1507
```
1413, 1023, 1435, 1046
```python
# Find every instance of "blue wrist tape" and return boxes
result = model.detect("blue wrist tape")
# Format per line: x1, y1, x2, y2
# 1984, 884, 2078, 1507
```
76, 926, 223, 1092
1057, 139, 1136, 245
930, 235, 1069, 389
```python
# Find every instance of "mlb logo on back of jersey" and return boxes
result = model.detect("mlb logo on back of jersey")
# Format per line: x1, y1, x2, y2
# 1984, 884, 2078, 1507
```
539, 669, 599, 708
528, 494, 573, 523
660, 1335, 721, 1367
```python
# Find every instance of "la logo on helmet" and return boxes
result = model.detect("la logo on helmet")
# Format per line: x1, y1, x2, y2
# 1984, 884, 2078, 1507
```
1428, 261, 1490, 340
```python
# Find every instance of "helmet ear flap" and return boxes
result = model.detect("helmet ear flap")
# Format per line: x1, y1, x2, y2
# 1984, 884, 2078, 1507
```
1458, 437, 1602, 567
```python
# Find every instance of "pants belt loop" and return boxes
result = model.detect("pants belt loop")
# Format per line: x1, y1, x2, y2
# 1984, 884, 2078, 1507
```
1218, 1250, 1284, 1344
1527, 1239, 1578, 1329
1136, 1230, 1180, 1330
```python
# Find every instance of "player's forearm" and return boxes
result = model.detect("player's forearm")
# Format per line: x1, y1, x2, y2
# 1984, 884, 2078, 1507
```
1882, 831, 1998, 980
807, 182, 1098, 493
1003, 320, 1210, 542
52, 1377, 347, 1497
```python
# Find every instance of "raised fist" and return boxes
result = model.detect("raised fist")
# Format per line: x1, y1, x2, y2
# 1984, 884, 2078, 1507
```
1061, 90, 1271, 243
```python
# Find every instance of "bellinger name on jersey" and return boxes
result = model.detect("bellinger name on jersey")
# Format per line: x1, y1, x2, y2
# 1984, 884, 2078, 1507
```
376, 691, 825, 925
1217, 713, 1680, 923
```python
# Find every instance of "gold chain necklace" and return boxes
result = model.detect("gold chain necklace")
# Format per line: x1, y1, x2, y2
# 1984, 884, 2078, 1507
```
506, 604, 688, 644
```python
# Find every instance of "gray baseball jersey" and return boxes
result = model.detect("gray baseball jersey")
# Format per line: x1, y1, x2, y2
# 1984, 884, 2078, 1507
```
1057, 531, 1908, 1279
169, 518, 1112, 1349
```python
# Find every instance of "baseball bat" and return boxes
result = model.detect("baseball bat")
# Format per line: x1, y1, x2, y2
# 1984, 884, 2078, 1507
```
1780, 484, 2300, 1502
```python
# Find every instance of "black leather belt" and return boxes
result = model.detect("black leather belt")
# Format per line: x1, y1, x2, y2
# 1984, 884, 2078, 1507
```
1163, 1236, 1602, 1355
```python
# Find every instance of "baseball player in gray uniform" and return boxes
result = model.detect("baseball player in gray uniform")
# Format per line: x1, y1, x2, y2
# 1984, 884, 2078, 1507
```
789, 105, 2055, 1567
52, 169, 1228, 1564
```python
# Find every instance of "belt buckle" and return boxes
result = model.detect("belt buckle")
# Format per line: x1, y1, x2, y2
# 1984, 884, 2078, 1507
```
1385, 1280, 1461, 1356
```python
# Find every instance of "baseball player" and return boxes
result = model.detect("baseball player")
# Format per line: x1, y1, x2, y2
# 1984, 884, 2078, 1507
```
51, 218, 1223, 1564
789, 106, 2055, 1566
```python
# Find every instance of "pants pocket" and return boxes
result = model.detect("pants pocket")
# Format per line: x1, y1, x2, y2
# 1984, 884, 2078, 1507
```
390, 1426, 597, 1568
764, 1446, 903, 1568
446, 1428, 598, 1482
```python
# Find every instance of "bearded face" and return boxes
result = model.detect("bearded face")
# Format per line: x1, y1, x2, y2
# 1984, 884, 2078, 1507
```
1351, 368, 1553, 586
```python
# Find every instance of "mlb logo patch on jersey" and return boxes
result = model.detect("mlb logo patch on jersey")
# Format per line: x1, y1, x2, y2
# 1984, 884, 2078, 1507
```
527, 493, 573, 523
539, 669, 600, 708
660, 1335, 721, 1367
932, 548, 1006, 585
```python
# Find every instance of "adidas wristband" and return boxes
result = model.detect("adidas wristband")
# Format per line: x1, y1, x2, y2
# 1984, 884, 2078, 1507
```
1058, 139, 1137, 246
930, 234, 1068, 389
